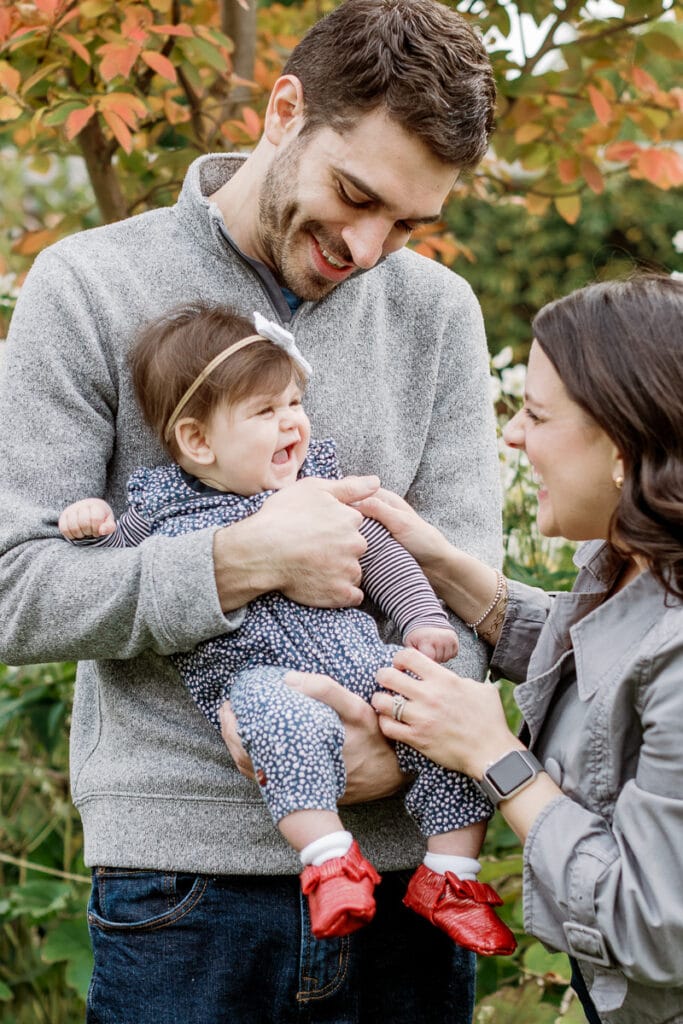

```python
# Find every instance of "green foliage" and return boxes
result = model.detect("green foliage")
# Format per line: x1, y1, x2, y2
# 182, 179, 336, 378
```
0, 661, 91, 1022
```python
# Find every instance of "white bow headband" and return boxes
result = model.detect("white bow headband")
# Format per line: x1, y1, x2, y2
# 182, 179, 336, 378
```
164, 312, 312, 441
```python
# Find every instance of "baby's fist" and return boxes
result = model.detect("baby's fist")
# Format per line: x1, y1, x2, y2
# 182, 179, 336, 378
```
404, 626, 458, 663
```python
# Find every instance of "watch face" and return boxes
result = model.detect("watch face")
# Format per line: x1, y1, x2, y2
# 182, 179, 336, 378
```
487, 751, 534, 795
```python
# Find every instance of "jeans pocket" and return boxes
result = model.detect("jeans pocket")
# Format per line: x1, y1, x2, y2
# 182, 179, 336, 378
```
88, 867, 208, 933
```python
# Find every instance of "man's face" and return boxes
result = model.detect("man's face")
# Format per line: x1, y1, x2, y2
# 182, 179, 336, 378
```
257, 108, 458, 301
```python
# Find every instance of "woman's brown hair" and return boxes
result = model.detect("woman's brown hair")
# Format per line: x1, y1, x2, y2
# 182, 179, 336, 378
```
128, 304, 307, 458
532, 274, 683, 598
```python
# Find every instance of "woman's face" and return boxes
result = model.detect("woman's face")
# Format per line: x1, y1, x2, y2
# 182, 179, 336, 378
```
503, 340, 621, 541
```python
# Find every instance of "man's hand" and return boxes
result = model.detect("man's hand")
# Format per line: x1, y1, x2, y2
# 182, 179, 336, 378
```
219, 700, 256, 779
213, 475, 380, 612
286, 671, 404, 804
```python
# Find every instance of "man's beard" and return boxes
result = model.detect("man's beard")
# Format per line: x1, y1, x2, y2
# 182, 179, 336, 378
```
258, 137, 352, 302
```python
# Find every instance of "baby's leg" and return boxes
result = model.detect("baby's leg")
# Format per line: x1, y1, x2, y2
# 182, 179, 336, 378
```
230, 666, 380, 938
397, 744, 516, 957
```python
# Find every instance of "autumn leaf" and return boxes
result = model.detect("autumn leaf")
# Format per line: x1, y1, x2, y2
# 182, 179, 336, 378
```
0, 61, 20, 94
241, 106, 261, 139
34, 0, 63, 16
587, 84, 612, 127
11, 228, 62, 255
631, 67, 658, 93
0, 96, 22, 121
141, 50, 177, 83
59, 32, 92, 65
149, 24, 193, 38
604, 141, 640, 163
0, 8, 13, 44
554, 194, 581, 224
65, 104, 96, 140
102, 108, 133, 153
580, 157, 604, 194
98, 42, 140, 82
99, 93, 147, 129
557, 158, 578, 185
515, 123, 545, 145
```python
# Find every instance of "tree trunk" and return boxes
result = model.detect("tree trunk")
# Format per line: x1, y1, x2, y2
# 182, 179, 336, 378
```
220, 0, 258, 118
78, 118, 128, 224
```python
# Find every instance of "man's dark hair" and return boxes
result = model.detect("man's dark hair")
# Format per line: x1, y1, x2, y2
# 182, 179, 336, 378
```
283, 0, 496, 169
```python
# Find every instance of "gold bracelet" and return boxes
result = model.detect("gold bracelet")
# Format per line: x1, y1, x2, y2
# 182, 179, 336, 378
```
465, 571, 506, 639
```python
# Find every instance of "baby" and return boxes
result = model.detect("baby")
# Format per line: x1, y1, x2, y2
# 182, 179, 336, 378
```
60, 303, 514, 955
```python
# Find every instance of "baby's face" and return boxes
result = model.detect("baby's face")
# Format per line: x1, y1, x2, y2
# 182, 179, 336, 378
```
203, 377, 311, 495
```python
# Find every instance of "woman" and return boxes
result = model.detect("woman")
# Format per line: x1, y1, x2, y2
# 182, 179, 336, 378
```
349, 274, 683, 1024
226, 274, 682, 1020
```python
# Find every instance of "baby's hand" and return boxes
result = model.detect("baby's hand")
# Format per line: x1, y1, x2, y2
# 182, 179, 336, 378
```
404, 626, 459, 663
58, 498, 116, 540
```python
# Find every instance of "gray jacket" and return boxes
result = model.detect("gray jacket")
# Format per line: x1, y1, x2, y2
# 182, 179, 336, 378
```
492, 540, 683, 1024
0, 154, 502, 875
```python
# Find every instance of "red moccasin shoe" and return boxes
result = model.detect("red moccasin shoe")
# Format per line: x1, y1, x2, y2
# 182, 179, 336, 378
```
300, 840, 381, 939
403, 864, 516, 956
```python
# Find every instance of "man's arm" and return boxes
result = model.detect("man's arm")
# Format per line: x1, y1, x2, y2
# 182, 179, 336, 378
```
0, 249, 377, 665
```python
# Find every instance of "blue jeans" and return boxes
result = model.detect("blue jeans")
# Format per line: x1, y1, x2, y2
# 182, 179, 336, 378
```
86, 867, 476, 1023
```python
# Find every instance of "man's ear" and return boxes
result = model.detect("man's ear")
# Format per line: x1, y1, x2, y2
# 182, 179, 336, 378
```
264, 75, 305, 146
174, 417, 216, 466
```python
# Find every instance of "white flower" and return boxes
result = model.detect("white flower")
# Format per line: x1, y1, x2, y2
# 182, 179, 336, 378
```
491, 345, 513, 370
672, 230, 683, 254
501, 363, 526, 399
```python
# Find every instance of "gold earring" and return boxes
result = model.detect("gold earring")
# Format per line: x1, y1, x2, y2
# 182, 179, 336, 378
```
614, 475, 624, 490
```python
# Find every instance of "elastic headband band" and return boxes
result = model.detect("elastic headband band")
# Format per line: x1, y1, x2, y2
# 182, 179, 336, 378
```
163, 333, 263, 442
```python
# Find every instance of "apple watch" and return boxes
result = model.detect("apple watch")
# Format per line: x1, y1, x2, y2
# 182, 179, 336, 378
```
475, 750, 544, 806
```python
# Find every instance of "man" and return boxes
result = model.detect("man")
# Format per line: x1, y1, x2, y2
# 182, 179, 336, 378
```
0, 0, 501, 1020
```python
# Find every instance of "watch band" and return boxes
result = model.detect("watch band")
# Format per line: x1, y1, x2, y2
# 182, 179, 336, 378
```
475, 749, 544, 807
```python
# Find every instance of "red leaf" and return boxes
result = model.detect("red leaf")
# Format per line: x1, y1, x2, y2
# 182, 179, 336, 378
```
587, 84, 612, 127
34, 0, 62, 15
102, 108, 133, 153
141, 50, 177, 83
0, 8, 12, 43
631, 67, 658, 93
149, 24, 194, 38
59, 31, 91, 65
557, 158, 578, 185
241, 105, 261, 139
604, 141, 639, 163
99, 92, 146, 128
580, 158, 604, 195
98, 42, 140, 82
65, 104, 96, 140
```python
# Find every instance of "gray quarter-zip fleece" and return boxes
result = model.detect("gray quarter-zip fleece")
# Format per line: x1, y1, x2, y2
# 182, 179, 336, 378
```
0, 154, 502, 874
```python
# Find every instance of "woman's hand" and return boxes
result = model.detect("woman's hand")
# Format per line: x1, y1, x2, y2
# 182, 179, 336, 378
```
372, 648, 520, 780
286, 671, 405, 803
355, 488, 448, 572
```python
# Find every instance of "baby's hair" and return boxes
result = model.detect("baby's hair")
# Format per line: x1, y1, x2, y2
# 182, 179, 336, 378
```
128, 303, 307, 457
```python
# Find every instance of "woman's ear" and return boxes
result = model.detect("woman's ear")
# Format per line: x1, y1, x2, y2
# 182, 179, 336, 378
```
612, 448, 625, 489
174, 417, 216, 466
263, 75, 305, 146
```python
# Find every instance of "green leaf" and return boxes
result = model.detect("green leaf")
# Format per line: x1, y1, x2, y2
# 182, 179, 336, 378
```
7, 880, 70, 920
0, 980, 12, 1001
523, 941, 571, 983
43, 917, 93, 1000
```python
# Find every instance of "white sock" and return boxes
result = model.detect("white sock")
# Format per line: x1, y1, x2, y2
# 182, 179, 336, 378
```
300, 830, 354, 867
423, 852, 481, 880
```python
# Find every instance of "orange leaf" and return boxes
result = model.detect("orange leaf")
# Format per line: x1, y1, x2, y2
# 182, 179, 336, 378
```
163, 92, 191, 125
12, 228, 61, 256
0, 8, 12, 43
588, 84, 612, 127
141, 50, 177, 82
98, 42, 140, 82
604, 141, 640, 163
546, 95, 568, 110
102, 108, 133, 153
634, 148, 683, 189
65, 103, 96, 139
554, 194, 581, 225
631, 67, 658, 93
34, 0, 62, 15
0, 61, 21, 93
149, 23, 193, 37
241, 105, 261, 139
515, 122, 544, 145
412, 242, 435, 259
0, 95, 22, 121
60, 31, 91, 65
99, 92, 147, 125
557, 158, 578, 185
580, 157, 604, 195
